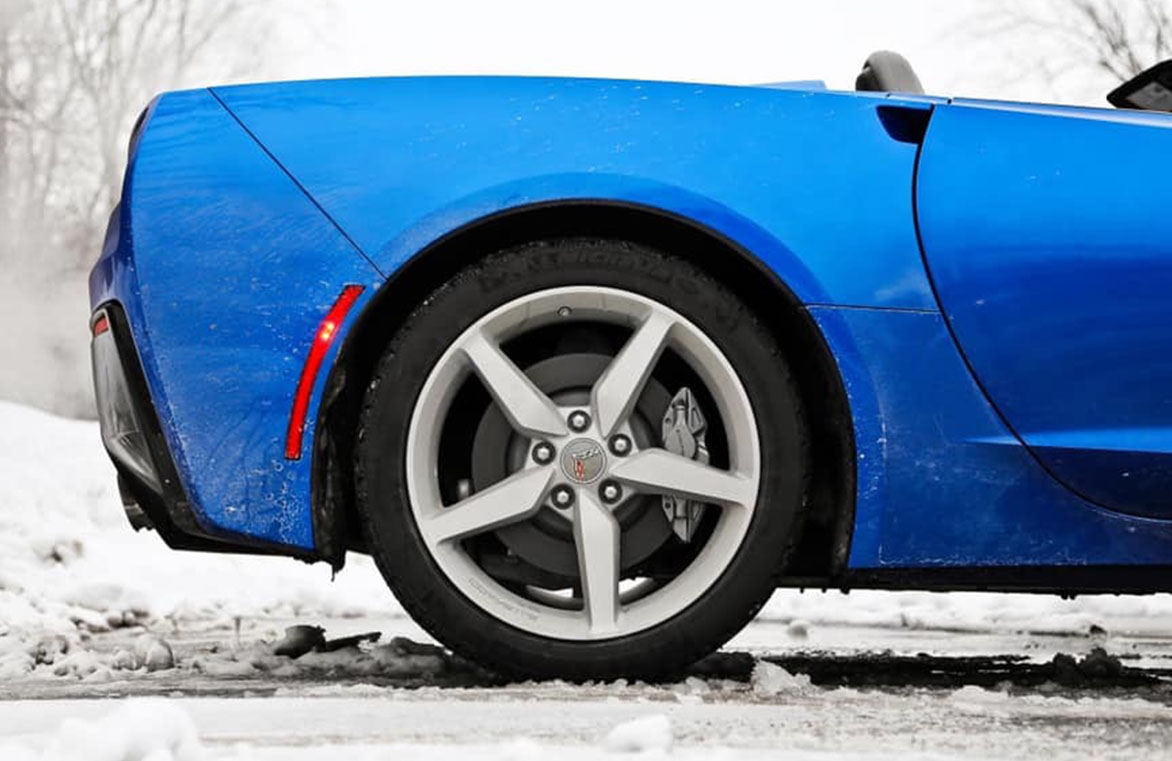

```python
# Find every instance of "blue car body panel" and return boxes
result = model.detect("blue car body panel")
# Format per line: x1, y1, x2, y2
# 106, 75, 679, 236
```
917, 101, 1172, 520
90, 88, 380, 549
815, 306, 1172, 568
89, 76, 1172, 575
212, 77, 935, 310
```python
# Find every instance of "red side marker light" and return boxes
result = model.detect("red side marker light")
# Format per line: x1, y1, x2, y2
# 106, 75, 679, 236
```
284, 285, 365, 460
92, 314, 110, 337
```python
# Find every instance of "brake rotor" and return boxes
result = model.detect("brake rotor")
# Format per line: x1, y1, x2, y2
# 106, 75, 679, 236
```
470, 352, 672, 580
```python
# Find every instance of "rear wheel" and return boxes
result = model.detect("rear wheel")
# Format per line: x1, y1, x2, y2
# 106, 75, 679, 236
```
355, 239, 808, 679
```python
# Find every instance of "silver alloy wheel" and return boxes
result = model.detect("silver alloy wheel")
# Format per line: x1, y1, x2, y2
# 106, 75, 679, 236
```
404, 286, 761, 640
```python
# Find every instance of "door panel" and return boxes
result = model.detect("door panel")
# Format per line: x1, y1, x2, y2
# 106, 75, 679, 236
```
916, 101, 1172, 518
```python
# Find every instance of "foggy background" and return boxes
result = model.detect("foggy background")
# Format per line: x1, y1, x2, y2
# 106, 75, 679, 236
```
1, 0, 1168, 419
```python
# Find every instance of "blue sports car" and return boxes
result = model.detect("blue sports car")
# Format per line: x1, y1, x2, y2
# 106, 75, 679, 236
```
90, 52, 1172, 679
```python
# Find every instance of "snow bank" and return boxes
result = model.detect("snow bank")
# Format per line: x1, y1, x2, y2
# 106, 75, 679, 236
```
758, 584, 1172, 638
0, 699, 206, 761
0, 402, 399, 678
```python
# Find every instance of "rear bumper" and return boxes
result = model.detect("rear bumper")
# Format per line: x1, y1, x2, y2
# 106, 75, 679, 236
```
90, 302, 288, 556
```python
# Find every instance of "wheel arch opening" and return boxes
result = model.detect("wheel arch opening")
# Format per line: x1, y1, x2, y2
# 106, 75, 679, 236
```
311, 201, 855, 580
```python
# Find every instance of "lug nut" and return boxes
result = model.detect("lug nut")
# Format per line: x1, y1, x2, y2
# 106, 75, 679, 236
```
550, 484, 575, 508
567, 410, 591, 432
599, 480, 623, 505
532, 441, 555, 465
608, 434, 632, 456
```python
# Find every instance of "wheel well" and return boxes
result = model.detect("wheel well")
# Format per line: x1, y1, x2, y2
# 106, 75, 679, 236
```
311, 202, 855, 578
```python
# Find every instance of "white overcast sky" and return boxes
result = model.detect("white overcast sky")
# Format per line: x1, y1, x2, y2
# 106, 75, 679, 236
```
259, 0, 1123, 107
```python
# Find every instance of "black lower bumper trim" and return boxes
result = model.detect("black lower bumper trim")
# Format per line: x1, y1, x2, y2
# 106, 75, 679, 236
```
116, 473, 153, 531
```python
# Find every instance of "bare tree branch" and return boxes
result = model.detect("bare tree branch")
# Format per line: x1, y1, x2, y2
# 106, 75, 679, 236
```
977, 0, 1172, 101
0, 0, 269, 275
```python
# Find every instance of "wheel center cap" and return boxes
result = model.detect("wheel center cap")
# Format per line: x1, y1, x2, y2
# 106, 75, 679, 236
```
560, 438, 607, 484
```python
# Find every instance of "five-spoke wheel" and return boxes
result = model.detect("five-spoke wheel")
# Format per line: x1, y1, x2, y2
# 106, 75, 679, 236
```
356, 239, 808, 679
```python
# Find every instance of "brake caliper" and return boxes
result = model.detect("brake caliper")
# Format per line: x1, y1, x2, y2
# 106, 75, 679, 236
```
660, 387, 708, 542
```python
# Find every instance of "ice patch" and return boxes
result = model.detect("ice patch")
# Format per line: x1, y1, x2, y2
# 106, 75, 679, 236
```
750, 660, 812, 696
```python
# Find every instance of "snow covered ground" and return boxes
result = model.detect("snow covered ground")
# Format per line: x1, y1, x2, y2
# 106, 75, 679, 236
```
3, 401, 1172, 760
7, 684, 1172, 761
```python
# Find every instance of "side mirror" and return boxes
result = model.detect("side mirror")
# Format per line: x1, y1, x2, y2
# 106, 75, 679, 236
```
1108, 59, 1172, 111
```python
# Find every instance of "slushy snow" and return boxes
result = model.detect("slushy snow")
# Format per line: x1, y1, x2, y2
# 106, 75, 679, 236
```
0, 401, 399, 680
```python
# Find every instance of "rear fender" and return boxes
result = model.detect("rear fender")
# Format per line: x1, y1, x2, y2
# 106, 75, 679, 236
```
214, 77, 937, 311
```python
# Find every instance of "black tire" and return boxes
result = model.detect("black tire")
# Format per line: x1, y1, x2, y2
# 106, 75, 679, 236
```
355, 238, 809, 680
